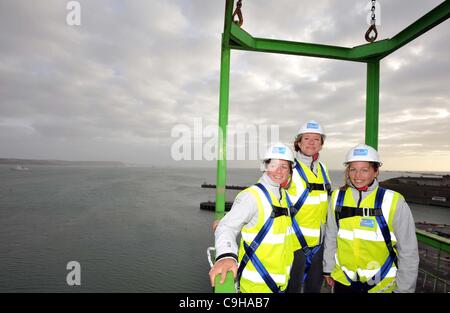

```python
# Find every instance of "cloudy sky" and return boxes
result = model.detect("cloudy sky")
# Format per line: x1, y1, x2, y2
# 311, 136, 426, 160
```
1, 0, 449, 171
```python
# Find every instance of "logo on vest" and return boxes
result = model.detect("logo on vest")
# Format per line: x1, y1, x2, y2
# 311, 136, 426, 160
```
360, 218, 375, 228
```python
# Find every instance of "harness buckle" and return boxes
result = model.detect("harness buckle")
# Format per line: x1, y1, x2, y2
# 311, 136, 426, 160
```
289, 206, 296, 217
324, 183, 331, 195
249, 241, 259, 251
362, 207, 370, 217
302, 247, 312, 257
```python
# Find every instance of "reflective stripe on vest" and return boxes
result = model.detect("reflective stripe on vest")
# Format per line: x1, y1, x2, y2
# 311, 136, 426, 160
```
331, 187, 399, 292
287, 159, 331, 249
237, 183, 292, 293
336, 256, 397, 280
286, 226, 320, 238
286, 160, 330, 283
240, 267, 291, 285
337, 228, 397, 242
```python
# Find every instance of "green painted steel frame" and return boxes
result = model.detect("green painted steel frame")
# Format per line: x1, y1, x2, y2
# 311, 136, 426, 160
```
215, 0, 234, 220
416, 229, 450, 254
213, 0, 450, 292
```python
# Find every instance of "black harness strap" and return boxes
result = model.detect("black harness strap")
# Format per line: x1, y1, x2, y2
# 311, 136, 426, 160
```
335, 207, 383, 220
305, 183, 326, 191
271, 205, 289, 218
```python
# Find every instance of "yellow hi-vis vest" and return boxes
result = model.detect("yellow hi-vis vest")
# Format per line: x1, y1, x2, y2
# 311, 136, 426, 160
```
287, 160, 330, 250
237, 185, 293, 293
330, 187, 400, 293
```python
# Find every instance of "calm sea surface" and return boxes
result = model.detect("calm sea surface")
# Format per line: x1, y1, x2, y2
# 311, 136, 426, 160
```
0, 165, 448, 292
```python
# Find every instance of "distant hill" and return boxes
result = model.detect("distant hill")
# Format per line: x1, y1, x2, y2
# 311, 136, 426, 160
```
0, 158, 125, 167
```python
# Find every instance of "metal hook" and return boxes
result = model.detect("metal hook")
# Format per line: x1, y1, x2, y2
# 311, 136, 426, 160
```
365, 24, 378, 43
232, 0, 243, 27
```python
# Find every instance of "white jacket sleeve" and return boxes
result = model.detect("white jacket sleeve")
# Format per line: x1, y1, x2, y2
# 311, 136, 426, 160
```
392, 197, 420, 293
323, 200, 338, 274
214, 191, 258, 260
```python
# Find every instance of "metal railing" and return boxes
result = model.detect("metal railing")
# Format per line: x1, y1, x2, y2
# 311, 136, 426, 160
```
416, 229, 450, 293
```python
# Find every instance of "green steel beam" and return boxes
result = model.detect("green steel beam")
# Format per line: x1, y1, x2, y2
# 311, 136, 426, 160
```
386, 0, 450, 57
214, 0, 236, 294
365, 61, 380, 149
215, 45, 230, 221
228, 1, 450, 62
230, 23, 358, 62
216, 0, 234, 221
348, 39, 396, 61
229, 22, 255, 49
254, 37, 353, 61
416, 229, 450, 254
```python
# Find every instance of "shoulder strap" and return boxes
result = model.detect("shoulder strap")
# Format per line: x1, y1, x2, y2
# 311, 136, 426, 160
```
236, 183, 284, 293
295, 159, 330, 192
254, 183, 272, 205
255, 183, 288, 217
374, 188, 398, 268
319, 162, 332, 195
335, 189, 346, 227
294, 159, 309, 184
291, 159, 319, 214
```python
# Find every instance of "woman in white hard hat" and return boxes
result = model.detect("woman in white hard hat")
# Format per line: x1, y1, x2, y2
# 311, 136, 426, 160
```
322, 144, 419, 293
286, 120, 332, 293
209, 143, 295, 293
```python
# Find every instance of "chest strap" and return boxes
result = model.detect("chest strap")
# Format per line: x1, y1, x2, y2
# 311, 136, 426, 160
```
271, 206, 289, 218
306, 183, 326, 191
335, 206, 383, 220
294, 159, 331, 196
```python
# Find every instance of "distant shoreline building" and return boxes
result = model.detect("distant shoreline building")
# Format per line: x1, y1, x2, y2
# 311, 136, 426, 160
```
380, 175, 450, 208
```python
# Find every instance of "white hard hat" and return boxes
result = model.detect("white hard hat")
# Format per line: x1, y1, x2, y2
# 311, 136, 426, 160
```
263, 143, 294, 163
344, 144, 382, 166
261, 143, 294, 172
298, 120, 326, 138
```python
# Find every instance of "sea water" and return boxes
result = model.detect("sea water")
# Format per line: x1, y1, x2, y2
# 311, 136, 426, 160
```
0, 165, 448, 292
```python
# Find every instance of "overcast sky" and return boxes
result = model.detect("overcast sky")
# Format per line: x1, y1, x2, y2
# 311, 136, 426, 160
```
1, 0, 449, 171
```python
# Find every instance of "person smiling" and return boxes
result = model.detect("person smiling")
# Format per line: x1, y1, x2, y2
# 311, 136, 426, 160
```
286, 120, 332, 293
209, 143, 295, 293
323, 144, 419, 293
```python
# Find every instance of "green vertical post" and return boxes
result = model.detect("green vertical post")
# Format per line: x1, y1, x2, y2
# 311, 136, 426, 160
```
365, 60, 380, 149
216, 0, 233, 220
213, 0, 237, 293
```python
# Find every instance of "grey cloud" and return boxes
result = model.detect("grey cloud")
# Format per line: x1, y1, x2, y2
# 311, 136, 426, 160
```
0, 0, 449, 170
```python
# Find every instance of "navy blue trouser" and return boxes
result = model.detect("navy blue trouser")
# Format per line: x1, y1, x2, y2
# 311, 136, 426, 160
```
286, 245, 324, 293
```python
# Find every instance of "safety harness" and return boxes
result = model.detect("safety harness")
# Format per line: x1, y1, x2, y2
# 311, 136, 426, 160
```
294, 159, 332, 195
335, 187, 398, 292
287, 159, 331, 283
236, 183, 289, 293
